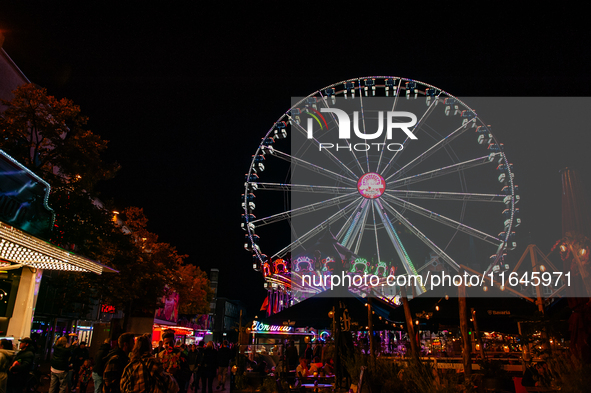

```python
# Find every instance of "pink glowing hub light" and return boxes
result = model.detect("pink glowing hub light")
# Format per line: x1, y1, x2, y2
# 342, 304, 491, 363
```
357, 173, 386, 199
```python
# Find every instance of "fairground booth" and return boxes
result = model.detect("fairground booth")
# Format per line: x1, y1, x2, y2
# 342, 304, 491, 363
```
0, 150, 115, 341
252, 288, 396, 363
152, 292, 213, 347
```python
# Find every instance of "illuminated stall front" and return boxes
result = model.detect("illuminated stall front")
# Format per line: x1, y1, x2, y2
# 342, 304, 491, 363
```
152, 291, 213, 347
248, 320, 315, 362
0, 150, 114, 339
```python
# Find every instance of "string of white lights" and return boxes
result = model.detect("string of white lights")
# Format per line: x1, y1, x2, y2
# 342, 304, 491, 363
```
0, 222, 103, 274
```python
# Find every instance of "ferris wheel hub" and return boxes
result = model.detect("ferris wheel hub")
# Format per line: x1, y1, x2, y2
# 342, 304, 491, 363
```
357, 172, 386, 199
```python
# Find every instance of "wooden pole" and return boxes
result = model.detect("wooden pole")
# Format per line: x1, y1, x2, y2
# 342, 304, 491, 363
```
530, 248, 552, 354
238, 309, 243, 354
401, 286, 419, 363
458, 271, 471, 377
471, 308, 486, 361
367, 299, 374, 356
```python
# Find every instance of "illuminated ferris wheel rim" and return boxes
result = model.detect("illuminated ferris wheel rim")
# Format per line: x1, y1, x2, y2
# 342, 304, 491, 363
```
242, 76, 519, 294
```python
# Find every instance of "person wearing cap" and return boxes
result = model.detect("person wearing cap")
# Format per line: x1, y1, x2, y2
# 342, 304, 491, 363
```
7, 337, 35, 393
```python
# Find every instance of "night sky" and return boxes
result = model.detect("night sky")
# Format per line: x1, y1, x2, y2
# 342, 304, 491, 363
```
1, 3, 590, 316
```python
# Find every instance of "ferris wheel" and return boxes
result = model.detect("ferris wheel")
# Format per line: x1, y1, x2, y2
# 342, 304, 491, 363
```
242, 77, 519, 300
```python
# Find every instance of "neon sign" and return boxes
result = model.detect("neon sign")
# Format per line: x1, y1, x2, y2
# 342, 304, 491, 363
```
293, 256, 313, 272
273, 258, 287, 274
101, 304, 116, 313
262, 262, 271, 277
251, 321, 292, 333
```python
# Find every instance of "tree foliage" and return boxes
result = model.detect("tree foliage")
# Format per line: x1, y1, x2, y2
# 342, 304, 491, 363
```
0, 83, 119, 192
50, 205, 212, 323
0, 84, 211, 325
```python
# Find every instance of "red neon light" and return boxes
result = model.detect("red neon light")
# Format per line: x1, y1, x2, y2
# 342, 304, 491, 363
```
101, 304, 116, 313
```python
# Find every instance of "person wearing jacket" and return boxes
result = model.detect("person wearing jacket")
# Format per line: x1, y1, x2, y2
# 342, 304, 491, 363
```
92, 339, 111, 393
48, 337, 72, 393
200, 342, 217, 393
157, 331, 189, 393
7, 337, 36, 393
70, 341, 89, 392
0, 339, 15, 393
103, 333, 135, 393
120, 334, 178, 393
216, 341, 231, 391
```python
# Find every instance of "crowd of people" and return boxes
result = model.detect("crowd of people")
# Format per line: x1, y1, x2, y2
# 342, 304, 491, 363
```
244, 340, 335, 380
0, 330, 239, 393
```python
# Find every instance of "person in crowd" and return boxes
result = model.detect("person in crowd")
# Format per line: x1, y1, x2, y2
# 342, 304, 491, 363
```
103, 333, 135, 393
216, 341, 231, 391
186, 345, 198, 392
308, 357, 323, 376
48, 336, 72, 393
521, 362, 539, 387
157, 331, 190, 393
153, 341, 164, 356
295, 358, 308, 378
229, 343, 237, 361
304, 344, 313, 363
312, 343, 321, 361
199, 341, 217, 393
70, 340, 89, 392
92, 339, 111, 393
0, 339, 15, 393
120, 333, 178, 393
275, 355, 286, 378
187, 345, 198, 374
323, 359, 334, 376
7, 337, 36, 393
192, 341, 205, 392
252, 355, 268, 376
535, 361, 551, 387
78, 359, 92, 393
285, 340, 298, 371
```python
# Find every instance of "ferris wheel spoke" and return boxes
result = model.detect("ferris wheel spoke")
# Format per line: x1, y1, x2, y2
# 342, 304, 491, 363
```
255, 182, 357, 194
271, 198, 361, 259
388, 153, 500, 188
316, 95, 366, 175
376, 79, 403, 173
374, 199, 426, 294
341, 199, 370, 250
379, 198, 461, 272
252, 192, 359, 227
370, 200, 381, 264
353, 201, 371, 255
385, 119, 476, 182
263, 147, 357, 185
386, 189, 506, 203
379, 94, 442, 178
356, 83, 372, 173
289, 114, 360, 178
382, 193, 501, 245
336, 198, 366, 241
